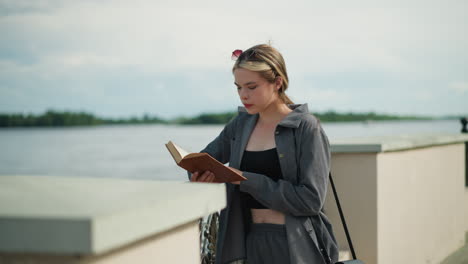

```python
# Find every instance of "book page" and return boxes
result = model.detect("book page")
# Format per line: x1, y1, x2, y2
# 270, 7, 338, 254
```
171, 142, 190, 159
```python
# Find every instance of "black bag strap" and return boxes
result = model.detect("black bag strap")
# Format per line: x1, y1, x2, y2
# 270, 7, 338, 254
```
292, 126, 359, 262
329, 172, 357, 260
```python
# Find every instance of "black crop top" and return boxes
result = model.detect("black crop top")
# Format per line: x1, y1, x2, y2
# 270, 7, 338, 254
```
239, 148, 283, 209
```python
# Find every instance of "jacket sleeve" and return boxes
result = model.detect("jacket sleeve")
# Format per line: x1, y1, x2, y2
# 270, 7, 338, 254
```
186, 116, 237, 181
239, 121, 331, 216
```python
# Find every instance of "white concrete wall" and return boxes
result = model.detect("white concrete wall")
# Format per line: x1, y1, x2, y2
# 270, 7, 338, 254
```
377, 143, 466, 264
0, 176, 225, 264
87, 220, 200, 264
325, 142, 468, 264
325, 153, 378, 264
465, 143, 468, 243
466, 183, 468, 243
0, 220, 200, 264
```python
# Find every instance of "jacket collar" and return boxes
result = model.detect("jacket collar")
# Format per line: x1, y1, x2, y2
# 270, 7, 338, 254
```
237, 103, 309, 128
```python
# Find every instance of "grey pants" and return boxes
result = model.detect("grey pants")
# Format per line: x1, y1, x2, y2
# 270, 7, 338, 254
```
245, 223, 291, 264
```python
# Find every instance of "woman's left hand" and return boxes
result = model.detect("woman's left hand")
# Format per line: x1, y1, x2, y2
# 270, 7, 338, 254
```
229, 167, 243, 185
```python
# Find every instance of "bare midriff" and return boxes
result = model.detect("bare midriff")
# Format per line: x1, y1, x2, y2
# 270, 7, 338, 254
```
251, 208, 285, 224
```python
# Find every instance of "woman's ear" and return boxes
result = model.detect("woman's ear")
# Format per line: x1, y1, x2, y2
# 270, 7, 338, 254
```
275, 76, 283, 90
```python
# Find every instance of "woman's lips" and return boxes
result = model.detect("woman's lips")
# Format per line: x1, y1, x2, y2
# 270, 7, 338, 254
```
243, 104, 253, 108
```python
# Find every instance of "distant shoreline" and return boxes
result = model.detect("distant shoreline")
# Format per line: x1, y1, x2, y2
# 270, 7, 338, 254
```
0, 110, 462, 127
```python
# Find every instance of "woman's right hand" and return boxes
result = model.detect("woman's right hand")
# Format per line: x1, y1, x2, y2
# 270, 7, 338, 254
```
190, 170, 216, 183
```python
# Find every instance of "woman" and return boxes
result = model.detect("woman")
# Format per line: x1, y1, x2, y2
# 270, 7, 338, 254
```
190, 44, 338, 264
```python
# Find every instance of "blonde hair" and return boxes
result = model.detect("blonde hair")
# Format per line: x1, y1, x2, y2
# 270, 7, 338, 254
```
232, 44, 293, 105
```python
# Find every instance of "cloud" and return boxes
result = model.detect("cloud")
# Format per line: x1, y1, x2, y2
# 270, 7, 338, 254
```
449, 82, 468, 94
0, 0, 467, 117
0, 0, 64, 16
3, 0, 465, 74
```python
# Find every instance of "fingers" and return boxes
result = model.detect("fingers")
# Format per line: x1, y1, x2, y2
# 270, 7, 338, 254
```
191, 171, 215, 183
206, 172, 215, 182
199, 171, 214, 182
190, 171, 199, 182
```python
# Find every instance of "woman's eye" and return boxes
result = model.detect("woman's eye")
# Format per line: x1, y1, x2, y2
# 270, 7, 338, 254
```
236, 86, 256, 90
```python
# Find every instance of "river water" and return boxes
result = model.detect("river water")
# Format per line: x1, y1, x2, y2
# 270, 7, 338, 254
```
0, 119, 462, 181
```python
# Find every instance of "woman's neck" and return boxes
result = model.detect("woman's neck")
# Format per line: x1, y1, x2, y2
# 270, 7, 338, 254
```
258, 100, 293, 125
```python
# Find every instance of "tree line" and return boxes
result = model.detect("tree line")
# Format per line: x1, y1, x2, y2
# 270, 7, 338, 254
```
0, 109, 433, 127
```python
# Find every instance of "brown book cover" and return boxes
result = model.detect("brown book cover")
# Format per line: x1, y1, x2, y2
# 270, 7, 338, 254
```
165, 141, 247, 183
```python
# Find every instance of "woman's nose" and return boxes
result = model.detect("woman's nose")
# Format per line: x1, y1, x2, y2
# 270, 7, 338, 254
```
239, 88, 248, 100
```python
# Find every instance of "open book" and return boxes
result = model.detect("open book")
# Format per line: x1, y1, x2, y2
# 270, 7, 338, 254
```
165, 141, 247, 183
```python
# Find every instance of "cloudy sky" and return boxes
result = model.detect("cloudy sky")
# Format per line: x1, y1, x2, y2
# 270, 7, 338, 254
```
0, 0, 467, 119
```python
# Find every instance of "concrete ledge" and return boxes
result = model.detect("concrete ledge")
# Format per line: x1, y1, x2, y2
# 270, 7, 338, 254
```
331, 133, 468, 153
0, 176, 226, 255
0, 220, 201, 264
441, 232, 468, 264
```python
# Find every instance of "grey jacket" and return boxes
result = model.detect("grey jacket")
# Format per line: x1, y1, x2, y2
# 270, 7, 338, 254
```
193, 104, 338, 264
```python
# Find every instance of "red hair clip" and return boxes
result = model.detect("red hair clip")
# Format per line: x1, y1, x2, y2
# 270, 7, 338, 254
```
231, 49, 243, 60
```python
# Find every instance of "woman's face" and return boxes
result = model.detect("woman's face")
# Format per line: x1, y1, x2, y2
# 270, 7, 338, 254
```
234, 68, 280, 115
